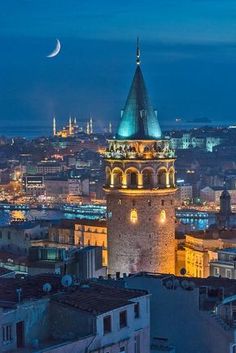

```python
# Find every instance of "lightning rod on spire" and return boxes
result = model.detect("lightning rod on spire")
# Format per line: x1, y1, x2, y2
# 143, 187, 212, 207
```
136, 37, 141, 65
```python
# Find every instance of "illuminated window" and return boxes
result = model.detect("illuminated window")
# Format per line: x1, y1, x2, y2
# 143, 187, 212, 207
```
130, 209, 138, 224
160, 210, 166, 224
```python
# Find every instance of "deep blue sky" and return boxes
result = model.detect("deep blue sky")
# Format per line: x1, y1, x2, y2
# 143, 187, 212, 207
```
1, 0, 236, 135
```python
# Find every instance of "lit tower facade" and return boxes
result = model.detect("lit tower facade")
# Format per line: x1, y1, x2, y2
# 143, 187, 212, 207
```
104, 42, 177, 275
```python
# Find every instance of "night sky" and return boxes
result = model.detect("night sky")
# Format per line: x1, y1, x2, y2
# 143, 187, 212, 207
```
1, 0, 236, 135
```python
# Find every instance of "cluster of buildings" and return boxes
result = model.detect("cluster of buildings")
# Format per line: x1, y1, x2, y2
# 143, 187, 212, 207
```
2, 44, 236, 353
0, 274, 150, 353
0, 130, 107, 203
0, 218, 107, 278
168, 128, 223, 152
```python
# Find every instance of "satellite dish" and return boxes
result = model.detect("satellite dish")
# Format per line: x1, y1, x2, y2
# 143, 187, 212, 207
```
43, 283, 52, 293
61, 275, 73, 288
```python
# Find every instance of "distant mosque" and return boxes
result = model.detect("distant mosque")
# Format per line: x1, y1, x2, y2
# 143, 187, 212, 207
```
52, 116, 112, 137
52, 116, 79, 138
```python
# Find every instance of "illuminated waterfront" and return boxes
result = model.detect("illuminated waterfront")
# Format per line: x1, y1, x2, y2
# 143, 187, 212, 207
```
0, 204, 216, 230
0, 204, 107, 225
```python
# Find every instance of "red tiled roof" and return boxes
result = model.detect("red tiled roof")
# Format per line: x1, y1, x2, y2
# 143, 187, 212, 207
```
54, 282, 148, 315
0, 274, 62, 304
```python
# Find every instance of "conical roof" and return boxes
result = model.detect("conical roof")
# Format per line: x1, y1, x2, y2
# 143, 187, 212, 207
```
221, 188, 231, 199
116, 63, 162, 140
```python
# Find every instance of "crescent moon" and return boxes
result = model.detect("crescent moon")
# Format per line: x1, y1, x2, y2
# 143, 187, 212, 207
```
47, 39, 61, 58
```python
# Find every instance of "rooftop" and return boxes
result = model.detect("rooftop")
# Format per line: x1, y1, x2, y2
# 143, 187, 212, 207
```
0, 274, 148, 314
0, 274, 62, 305
51, 218, 107, 230
186, 228, 236, 240
130, 272, 236, 298
54, 282, 148, 315
0, 267, 14, 276
219, 247, 236, 254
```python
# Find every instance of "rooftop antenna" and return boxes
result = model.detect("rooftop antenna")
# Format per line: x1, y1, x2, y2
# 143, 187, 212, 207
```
136, 37, 141, 65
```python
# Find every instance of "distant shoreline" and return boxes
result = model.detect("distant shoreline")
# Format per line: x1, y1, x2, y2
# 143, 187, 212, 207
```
0, 121, 233, 139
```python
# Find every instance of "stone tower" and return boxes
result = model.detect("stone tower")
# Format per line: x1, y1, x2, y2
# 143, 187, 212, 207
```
217, 186, 232, 229
104, 41, 177, 275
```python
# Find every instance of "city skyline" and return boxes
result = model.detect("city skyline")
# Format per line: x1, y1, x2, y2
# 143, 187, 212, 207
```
1, 1, 236, 136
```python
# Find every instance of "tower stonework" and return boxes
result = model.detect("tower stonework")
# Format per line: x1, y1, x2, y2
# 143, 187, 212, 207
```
104, 43, 177, 275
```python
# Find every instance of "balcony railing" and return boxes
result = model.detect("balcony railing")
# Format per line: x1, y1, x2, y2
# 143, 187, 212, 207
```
104, 150, 175, 160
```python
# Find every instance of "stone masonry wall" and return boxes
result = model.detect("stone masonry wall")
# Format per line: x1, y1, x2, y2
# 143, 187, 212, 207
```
107, 190, 176, 275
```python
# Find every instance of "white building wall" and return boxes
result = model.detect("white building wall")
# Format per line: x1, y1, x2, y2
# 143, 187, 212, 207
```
125, 275, 235, 353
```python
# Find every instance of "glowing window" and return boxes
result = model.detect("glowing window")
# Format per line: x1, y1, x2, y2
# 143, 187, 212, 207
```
160, 210, 166, 224
130, 209, 138, 224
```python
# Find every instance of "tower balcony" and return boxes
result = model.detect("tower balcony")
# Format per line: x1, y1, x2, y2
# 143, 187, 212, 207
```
104, 139, 176, 161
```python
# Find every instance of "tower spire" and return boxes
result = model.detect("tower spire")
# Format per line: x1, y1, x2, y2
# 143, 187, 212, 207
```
136, 37, 141, 65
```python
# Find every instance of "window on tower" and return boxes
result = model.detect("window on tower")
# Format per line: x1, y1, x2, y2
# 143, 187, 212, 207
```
130, 172, 137, 187
160, 210, 166, 224
130, 209, 138, 224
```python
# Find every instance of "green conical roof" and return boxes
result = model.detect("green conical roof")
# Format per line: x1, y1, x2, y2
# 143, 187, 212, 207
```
116, 64, 162, 140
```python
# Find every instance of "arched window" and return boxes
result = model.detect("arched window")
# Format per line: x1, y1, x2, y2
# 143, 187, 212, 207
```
112, 168, 123, 188
160, 210, 166, 224
105, 167, 111, 186
143, 169, 154, 188
130, 172, 137, 186
126, 168, 139, 188
169, 168, 175, 187
158, 168, 167, 188
130, 209, 138, 224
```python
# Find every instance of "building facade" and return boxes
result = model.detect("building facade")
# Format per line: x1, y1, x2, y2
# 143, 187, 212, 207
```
123, 272, 236, 353
210, 248, 236, 279
0, 275, 150, 353
104, 44, 177, 275
74, 219, 107, 266
200, 186, 236, 205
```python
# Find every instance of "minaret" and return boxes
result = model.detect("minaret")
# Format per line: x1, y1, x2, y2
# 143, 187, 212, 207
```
69, 116, 72, 135
108, 122, 112, 134
104, 41, 176, 275
89, 117, 93, 134
53, 116, 56, 136
86, 121, 90, 135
